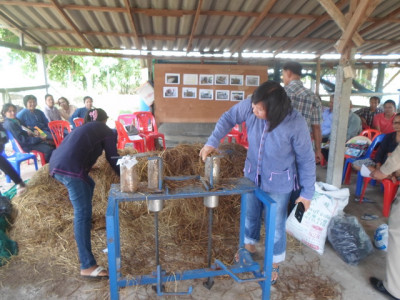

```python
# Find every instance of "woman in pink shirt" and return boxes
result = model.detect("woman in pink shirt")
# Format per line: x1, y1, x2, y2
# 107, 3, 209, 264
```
373, 100, 397, 134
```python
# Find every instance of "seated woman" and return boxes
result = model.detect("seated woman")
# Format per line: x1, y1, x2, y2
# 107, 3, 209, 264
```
372, 99, 396, 134
353, 113, 400, 182
16, 94, 53, 141
58, 97, 77, 122
43, 94, 62, 122
2, 103, 55, 163
69, 96, 93, 127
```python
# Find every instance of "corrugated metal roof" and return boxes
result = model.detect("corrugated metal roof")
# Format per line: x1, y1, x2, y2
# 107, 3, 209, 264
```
0, 0, 399, 61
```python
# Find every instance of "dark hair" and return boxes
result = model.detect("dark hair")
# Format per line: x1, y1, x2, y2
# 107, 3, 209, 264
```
383, 99, 396, 108
370, 96, 380, 104
45, 94, 53, 100
83, 96, 92, 103
282, 61, 302, 76
1, 103, 17, 117
58, 97, 69, 105
251, 81, 293, 131
84, 108, 108, 123
23, 94, 37, 107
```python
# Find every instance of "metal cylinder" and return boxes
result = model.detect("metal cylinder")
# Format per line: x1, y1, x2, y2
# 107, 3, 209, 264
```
147, 158, 164, 212
204, 195, 219, 208
204, 156, 221, 187
148, 199, 164, 212
204, 156, 220, 208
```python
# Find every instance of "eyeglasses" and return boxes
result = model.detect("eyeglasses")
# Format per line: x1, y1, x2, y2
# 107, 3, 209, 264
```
393, 122, 400, 125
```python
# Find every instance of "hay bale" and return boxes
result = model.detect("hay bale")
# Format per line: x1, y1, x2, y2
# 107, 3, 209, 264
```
2, 144, 247, 277
3, 142, 336, 298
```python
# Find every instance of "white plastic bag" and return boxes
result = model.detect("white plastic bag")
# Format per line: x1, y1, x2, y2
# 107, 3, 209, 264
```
286, 182, 349, 255
374, 224, 389, 251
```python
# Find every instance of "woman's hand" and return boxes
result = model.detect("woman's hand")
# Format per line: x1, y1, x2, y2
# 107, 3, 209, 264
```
295, 196, 311, 212
199, 145, 215, 161
32, 130, 40, 137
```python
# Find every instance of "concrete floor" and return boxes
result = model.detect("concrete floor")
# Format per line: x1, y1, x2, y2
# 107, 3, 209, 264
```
0, 159, 391, 300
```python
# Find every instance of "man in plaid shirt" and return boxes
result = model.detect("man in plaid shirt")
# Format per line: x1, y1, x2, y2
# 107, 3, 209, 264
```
354, 96, 382, 128
282, 61, 323, 163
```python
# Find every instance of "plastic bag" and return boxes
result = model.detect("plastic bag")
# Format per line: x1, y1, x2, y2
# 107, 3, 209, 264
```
0, 196, 12, 217
286, 182, 349, 255
117, 156, 139, 193
327, 214, 373, 265
374, 224, 388, 251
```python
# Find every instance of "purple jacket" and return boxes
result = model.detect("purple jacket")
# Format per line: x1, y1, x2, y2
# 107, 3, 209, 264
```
49, 121, 119, 181
206, 98, 316, 200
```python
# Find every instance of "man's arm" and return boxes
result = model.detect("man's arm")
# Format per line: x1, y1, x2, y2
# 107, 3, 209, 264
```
371, 144, 400, 180
312, 124, 323, 163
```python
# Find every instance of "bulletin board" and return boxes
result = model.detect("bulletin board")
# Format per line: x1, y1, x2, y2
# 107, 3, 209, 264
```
154, 64, 268, 123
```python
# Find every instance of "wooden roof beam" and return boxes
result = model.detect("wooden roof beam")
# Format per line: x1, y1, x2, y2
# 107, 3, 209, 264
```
364, 40, 400, 55
318, 0, 364, 47
49, 0, 94, 51
273, 0, 347, 56
0, 1, 52, 8
360, 6, 400, 35
123, 0, 141, 49
231, 0, 278, 55
0, 10, 44, 47
186, 0, 203, 53
336, 0, 381, 54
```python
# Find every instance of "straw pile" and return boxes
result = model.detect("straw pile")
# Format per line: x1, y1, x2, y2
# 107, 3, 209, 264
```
2, 143, 247, 278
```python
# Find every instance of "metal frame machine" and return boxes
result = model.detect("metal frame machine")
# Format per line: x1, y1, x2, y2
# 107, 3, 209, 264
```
106, 155, 277, 299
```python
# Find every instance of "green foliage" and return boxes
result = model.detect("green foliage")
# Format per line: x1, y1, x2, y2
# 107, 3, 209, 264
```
0, 28, 142, 93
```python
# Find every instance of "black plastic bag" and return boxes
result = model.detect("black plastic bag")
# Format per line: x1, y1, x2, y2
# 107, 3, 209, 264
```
327, 214, 373, 265
0, 196, 12, 218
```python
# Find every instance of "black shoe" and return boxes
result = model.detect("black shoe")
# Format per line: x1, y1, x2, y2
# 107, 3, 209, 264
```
370, 277, 400, 300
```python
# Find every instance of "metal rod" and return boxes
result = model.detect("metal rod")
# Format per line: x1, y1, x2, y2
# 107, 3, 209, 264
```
207, 207, 213, 267
204, 207, 214, 289
155, 211, 159, 266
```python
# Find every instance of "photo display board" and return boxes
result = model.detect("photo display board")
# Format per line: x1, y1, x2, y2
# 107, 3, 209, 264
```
154, 64, 268, 123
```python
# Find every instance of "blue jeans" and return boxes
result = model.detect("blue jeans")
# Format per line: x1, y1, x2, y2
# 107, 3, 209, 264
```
54, 173, 96, 269
244, 191, 291, 263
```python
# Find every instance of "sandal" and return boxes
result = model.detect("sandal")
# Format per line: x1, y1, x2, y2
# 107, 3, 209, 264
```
81, 266, 109, 280
271, 266, 279, 285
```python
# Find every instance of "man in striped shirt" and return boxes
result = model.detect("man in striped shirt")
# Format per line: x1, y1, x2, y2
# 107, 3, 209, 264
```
282, 61, 323, 163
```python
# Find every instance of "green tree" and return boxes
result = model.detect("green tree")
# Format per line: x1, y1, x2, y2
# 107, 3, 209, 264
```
0, 28, 142, 93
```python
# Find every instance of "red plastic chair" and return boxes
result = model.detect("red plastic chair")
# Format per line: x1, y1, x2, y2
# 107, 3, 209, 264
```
359, 178, 399, 217
48, 120, 71, 148
360, 129, 381, 141
117, 114, 135, 126
221, 124, 242, 143
115, 120, 145, 152
132, 111, 166, 151
239, 123, 248, 149
73, 118, 84, 127
362, 123, 370, 130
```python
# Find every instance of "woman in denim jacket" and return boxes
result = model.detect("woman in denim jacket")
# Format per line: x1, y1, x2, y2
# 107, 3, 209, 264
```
200, 81, 315, 284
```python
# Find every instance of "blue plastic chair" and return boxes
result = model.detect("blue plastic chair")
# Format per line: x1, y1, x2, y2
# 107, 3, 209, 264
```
342, 133, 385, 185
2, 131, 38, 183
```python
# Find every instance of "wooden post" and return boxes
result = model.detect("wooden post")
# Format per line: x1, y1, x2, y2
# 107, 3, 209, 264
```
326, 49, 356, 187
316, 57, 321, 96
375, 63, 386, 92
36, 46, 48, 94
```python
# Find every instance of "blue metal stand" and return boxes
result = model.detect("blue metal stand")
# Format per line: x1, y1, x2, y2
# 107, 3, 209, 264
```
106, 177, 276, 299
